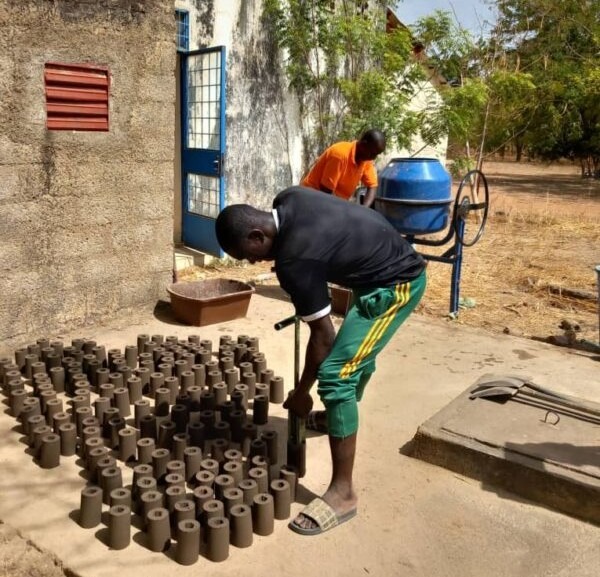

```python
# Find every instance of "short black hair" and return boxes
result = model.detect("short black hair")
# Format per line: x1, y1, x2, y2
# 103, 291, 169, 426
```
215, 204, 263, 254
360, 129, 386, 147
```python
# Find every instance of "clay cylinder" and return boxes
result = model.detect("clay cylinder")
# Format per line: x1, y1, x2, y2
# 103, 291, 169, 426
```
270, 479, 291, 520
199, 410, 216, 439
262, 430, 279, 465
79, 485, 103, 528
58, 422, 77, 456
175, 519, 200, 566
269, 376, 285, 404
221, 369, 236, 394
191, 364, 205, 388
99, 382, 115, 400
229, 410, 246, 444
260, 369, 274, 387
222, 461, 243, 487
134, 477, 157, 508
202, 499, 224, 524
212, 382, 227, 406
166, 473, 186, 490
141, 490, 164, 520
94, 396, 111, 425
134, 399, 151, 429
158, 420, 176, 450
214, 474, 234, 501
248, 439, 267, 460
211, 436, 229, 461
251, 455, 269, 471
222, 487, 243, 517
187, 421, 205, 449
25, 411, 45, 441
157, 363, 172, 379
248, 467, 268, 494
49, 366, 65, 393
218, 400, 235, 422
39, 433, 60, 469
139, 414, 157, 441
152, 448, 171, 482
239, 479, 258, 507
117, 366, 132, 387
199, 339, 212, 353
241, 372, 256, 400
252, 493, 274, 536
101, 466, 123, 504
166, 485, 186, 513
167, 458, 186, 477
230, 503, 253, 548
95, 368, 110, 387
10, 388, 28, 418
184, 446, 202, 483
224, 448, 243, 463
187, 386, 202, 412
87, 447, 109, 479
149, 372, 165, 397
154, 387, 170, 417
192, 485, 213, 511
206, 370, 222, 389
113, 388, 131, 418
180, 370, 194, 393
200, 391, 216, 412
118, 427, 138, 463
252, 394, 269, 426
233, 343, 248, 366
174, 359, 188, 379
171, 404, 189, 434
127, 376, 143, 403
195, 470, 215, 489
108, 505, 131, 550
45, 398, 63, 426
108, 416, 126, 450
32, 424, 53, 455
136, 366, 154, 394
230, 390, 245, 412
255, 382, 270, 400
137, 437, 156, 465
206, 517, 229, 562
165, 376, 179, 405
110, 487, 132, 509
279, 465, 298, 502
173, 500, 196, 529
124, 345, 138, 369
137, 334, 150, 352
146, 507, 171, 552
241, 423, 258, 457
200, 457, 219, 477
172, 432, 189, 462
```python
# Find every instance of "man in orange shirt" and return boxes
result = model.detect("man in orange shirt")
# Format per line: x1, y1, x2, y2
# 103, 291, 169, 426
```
301, 129, 386, 207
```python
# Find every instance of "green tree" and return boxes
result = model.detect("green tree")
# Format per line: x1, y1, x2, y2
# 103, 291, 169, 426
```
262, 0, 446, 166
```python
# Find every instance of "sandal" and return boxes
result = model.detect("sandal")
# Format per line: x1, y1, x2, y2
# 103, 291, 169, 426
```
306, 410, 328, 434
289, 497, 357, 536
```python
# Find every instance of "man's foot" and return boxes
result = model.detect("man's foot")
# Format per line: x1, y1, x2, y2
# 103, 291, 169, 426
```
306, 410, 328, 434
291, 486, 357, 534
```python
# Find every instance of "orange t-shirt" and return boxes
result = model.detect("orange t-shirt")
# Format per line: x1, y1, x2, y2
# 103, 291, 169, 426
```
301, 141, 378, 200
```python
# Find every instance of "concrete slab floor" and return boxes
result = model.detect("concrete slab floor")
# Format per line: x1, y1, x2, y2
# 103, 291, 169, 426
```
1, 292, 599, 577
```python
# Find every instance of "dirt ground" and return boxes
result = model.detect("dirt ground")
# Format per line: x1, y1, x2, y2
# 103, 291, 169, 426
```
183, 160, 600, 347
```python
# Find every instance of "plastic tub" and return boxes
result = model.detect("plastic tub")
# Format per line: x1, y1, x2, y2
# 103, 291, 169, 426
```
167, 279, 254, 327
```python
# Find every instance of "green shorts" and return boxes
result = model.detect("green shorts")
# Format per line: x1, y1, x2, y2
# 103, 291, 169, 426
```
317, 270, 427, 438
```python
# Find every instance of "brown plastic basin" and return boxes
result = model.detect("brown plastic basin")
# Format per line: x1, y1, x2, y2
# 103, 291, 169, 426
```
167, 279, 255, 327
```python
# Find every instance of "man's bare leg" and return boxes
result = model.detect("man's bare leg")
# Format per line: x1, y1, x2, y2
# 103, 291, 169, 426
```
293, 432, 358, 530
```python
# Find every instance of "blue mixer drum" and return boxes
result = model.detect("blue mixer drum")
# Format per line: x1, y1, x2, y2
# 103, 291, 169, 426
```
374, 158, 452, 235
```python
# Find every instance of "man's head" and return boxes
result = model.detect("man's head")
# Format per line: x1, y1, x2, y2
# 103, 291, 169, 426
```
215, 204, 276, 263
355, 129, 386, 162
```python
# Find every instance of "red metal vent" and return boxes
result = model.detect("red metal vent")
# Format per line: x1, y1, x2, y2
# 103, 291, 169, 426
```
44, 63, 110, 131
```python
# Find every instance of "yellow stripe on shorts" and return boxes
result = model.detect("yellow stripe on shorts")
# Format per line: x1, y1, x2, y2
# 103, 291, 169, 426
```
339, 282, 410, 379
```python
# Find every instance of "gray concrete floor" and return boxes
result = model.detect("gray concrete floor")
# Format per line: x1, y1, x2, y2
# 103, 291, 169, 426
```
1, 292, 599, 577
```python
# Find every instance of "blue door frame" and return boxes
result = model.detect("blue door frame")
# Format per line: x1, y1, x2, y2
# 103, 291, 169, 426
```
181, 46, 226, 256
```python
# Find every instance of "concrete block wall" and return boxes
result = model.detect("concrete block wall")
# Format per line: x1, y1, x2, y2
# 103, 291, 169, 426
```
0, 0, 176, 353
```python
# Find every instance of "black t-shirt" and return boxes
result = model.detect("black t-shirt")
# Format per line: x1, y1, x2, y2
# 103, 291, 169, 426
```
273, 186, 425, 319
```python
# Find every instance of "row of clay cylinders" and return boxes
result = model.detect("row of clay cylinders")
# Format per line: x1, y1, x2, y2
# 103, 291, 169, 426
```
77, 463, 295, 562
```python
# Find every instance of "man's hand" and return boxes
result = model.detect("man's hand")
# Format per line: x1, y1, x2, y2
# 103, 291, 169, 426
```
283, 389, 314, 418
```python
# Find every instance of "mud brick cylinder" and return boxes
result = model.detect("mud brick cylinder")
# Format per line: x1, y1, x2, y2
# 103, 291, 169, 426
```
192, 486, 213, 511
108, 505, 131, 550
248, 467, 269, 494
262, 430, 279, 465
252, 493, 274, 536
158, 420, 176, 450
195, 470, 215, 489
10, 388, 28, 418
172, 432, 189, 462
191, 364, 206, 387
255, 382, 269, 400
79, 486, 103, 528
173, 500, 196, 533
134, 399, 151, 429
187, 421, 205, 450
239, 479, 258, 507
152, 448, 171, 482
141, 491, 165, 523
213, 382, 227, 406
252, 394, 269, 426
137, 437, 156, 465
110, 487, 132, 509
270, 479, 291, 519
280, 465, 298, 502
175, 519, 200, 566
154, 388, 171, 417
101, 466, 123, 504
230, 503, 253, 548
45, 398, 63, 426
127, 376, 143, 403
146, 508, 171, 553
49, 367, 65, 393
206, 517, 229, 562
171, 404, 189, 434
39, 433, 61, 469
183, 447, 202, 483
139, 414, 157, 441
118, 428, 138, 463
58, 423, 77, 456
222, 461, 243, 487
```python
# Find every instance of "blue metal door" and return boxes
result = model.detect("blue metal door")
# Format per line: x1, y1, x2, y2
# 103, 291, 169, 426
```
181, 46, 226, 256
